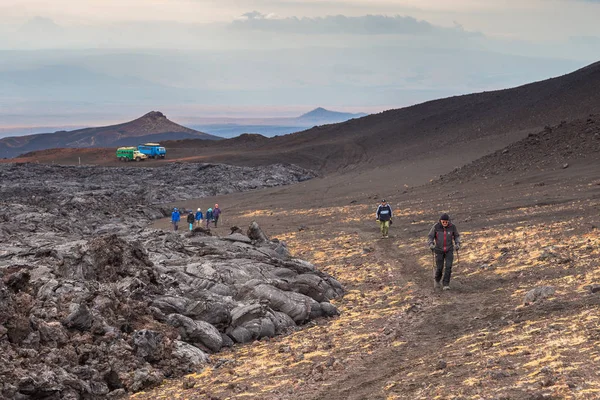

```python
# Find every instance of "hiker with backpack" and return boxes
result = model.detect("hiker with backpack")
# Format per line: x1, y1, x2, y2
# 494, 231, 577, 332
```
428, 213, 461, 291
206, 207, 214, 228
375, 199, 393, 238
187, 211, 195, 231
171, 207, 180, 231
213, 204, 222, 227
195, 208, 203, 227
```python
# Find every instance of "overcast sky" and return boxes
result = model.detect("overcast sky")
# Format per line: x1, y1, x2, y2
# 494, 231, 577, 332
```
1, 0, 599, 126
2, 0, 600, 41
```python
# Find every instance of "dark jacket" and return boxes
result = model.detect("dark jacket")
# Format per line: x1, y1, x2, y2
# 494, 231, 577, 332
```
213, 207, 221, 218
376, 204, 393, 221
428, 222, 460, 253
187, 213, 195, 223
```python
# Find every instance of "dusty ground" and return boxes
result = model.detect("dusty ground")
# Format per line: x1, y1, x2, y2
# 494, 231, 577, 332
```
127, 160, 600, 400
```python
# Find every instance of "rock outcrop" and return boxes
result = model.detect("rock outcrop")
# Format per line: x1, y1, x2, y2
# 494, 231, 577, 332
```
0, 162, 342, 399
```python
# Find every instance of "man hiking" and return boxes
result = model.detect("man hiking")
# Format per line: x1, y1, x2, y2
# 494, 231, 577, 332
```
195, 208, 203, 227
206, 207, 213, 228
428, 213, 461, 291
187, 211, 195, 231
213, 204, 222, 227
376, 199, 393, 238
171, 207, 180, 231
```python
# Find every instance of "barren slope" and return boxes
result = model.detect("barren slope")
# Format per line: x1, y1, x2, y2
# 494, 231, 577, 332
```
132, 145, 600, 399
16, 61, 600, 178
442, 115, 600, 183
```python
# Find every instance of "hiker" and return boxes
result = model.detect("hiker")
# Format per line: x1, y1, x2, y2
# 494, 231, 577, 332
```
206, 207, 214, 228
375, 199, 393, 238
195, 208, 203, 227
187, 211, 195, 231
171, 207, 180, 231
213, 204, 221, 227
428, 213, 461, 291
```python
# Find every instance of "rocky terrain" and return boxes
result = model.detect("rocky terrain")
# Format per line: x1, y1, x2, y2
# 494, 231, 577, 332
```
0, 162, 343, 399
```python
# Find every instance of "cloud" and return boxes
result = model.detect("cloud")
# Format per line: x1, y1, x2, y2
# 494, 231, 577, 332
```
230, 12, 482, 37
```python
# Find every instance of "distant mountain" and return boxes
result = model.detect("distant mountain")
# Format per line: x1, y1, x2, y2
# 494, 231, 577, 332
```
187, 108, 369, 138
0, 111, 220, 158
296, 107, 368, 125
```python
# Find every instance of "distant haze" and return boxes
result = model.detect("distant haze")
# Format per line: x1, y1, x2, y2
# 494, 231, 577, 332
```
1, 0, 599, 132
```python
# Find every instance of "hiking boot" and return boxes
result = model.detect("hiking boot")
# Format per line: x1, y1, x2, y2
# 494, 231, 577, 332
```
443, 285, 451, 291
434, 280, 441, 289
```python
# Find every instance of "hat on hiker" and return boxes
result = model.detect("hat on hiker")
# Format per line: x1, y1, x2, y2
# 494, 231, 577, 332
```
174, 207, 178, 211
197, 208, 201, 211
440, 213, 450, 221
215, 203, 219, 208
381, 199, 386, 203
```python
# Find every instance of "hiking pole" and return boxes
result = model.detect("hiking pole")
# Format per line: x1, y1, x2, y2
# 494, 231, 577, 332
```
432, 249, 436, 280
456, 249, 460, 270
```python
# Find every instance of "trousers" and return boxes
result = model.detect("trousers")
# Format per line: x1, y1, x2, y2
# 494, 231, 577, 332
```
435, 250, 454, 285
378, 220, 390, 236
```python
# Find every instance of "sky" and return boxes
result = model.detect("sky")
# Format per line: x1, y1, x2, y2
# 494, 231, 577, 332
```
1, 0, 599, 128
2, 0, 600, 41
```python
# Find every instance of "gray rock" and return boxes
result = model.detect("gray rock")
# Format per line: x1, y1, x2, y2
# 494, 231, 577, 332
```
133, 329, 165, 362
166, 314, 223, 353
320, 302, 340, 317
523, 286, 556, 305
223, 233, 252, 243
269, 311, 297, 334
240, 283, 312, 323
151, 296, 191, 315
130, 368, 164, 392
587, 284, 600, 294
247, 221, 269, 243
227, 326, 254, 343
62, 303, 93, 332
172, 340, 209, 367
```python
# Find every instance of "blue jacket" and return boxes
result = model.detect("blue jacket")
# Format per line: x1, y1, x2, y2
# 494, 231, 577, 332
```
171, 211, 180, 222
206, 209, 214, 220
195, 211, 203, 220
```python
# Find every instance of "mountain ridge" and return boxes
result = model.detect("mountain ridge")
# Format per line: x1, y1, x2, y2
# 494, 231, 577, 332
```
0, 111, 220, 158
9, 60, 600, 177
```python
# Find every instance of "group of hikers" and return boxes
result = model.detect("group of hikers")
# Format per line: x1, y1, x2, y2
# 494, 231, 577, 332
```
170, 204, 222, 231
376, 199, 461, 291
171, 198, 459, 291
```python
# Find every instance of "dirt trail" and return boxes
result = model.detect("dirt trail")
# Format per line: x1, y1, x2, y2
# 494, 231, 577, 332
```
301, 220, 511, 400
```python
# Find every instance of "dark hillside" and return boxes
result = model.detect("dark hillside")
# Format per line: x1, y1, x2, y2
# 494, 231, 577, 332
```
441, 115, 600, 182
11, 61, 600, 175
153, 61, 600, 174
